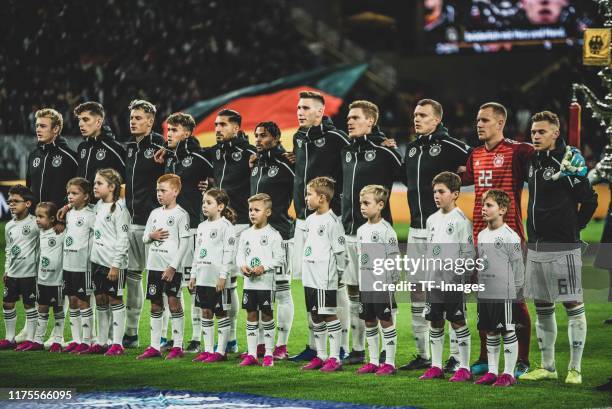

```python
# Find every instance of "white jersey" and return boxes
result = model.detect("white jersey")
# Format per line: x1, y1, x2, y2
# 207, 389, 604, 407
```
144, 205, 191, 271
38, 228, 65, 286
301, 210, 345, 290
63, 205, 95, 272
357, 219, 400, 289
236, 224, 284, 291
426, 207, 475, 283
192, 217, 236, 287
477, 224, 524, 300
4, 215, 39, 278
90, 200, 130, 269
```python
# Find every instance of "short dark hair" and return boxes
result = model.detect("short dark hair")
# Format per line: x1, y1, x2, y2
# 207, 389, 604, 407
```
531, 111, 560, 128
128, 99, 157, 116
417, 99, 443, 119
480, 102, 507, 121
432, 171, 461, 192
255, 121, 281, 139
167, 112, 196, 132
8, 184, 34, 203
217, 109, 242, 126
482, 189, 511, 210
74, 102, 105, 119
299, 90, 325, 105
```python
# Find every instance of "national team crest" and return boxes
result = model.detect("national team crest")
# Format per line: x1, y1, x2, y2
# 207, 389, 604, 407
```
446, 223, 454, 235
317, 225, 326, 236
76, 217, 84, 227
48, 238, 56, 247
96, 148, 106, 161
493, 153, 504, 167
409, 147, 417, 157
494, 237, 503, 249
365, 150, 376, 162
33, 157, 40, 168
22, 225, 31, 236
429, 144, 441, 157
105, 214, 112, 222
80, 149, 87, 159
232, 151, 242, 162
148, 284, 157, 296
370, 232, 380, 242
210, 229, 218, 239
314, 138, 326, 147
543, 167, 555, 180
268, 166, 279, 177
144, 148, 155, 158
52, 155, 62, 167
345, 152, 352, 163
167, 216, 175, 226
182, 156, 193, 167
260, 236, 269, 246
251, 167, 259, 177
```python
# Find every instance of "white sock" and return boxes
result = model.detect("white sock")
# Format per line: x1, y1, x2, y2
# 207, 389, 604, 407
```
411, 303, 430, 359
201, 318, 214, 353
217, 317, 230, 355
229, 287, 239, 342
171, 310, 184, 349
430, 327, 444, 369
96, 305, 110, 345
448, 323, 459, 359
246, 321, 259, 357
25, 307, 38, 342
502, 331, 518, 376
382, 324, 397, 367
336, 286, 349, 353
486, 334, 501, 375
275, 287, 294, 347
536, 305, 557, 371
566, 304, 586, 372
313, 321, 328, 361
111, 303, 125, 345
454, 325, 471, 370
52, 307, 65, 343
327, 319, 341, 360
150, 311, 163, 351
308, 314, 316, 349
262, 319, 275, 356
80, 308, 93, 345
258, 312, 265, 346
190, 294, 201, 341
34, 312, 49, 344
349, 295, 365, 352
161, 294, 170, 341
125, 271, 143, 337
69, 308, 81, 343
3, 308, 17, 341
366, 326, 380, 365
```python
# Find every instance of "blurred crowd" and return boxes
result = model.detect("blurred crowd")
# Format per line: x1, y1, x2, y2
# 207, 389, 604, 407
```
0, 0, 316, 139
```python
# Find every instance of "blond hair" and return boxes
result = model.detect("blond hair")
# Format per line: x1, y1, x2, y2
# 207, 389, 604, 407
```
360, 185, 389, 206
307, 176, 335, 203
35, 108, 63, 133
348, 100, 379, 125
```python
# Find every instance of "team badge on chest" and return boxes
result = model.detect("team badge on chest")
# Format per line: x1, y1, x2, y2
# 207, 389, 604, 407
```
96, 148, 106, 161
268, 166, 279, 177
543, 167, 555, 180
314, 138, 326, 147
365, 150, 376, 161
52, 155, 62, 167
493, 153, 504, 167
429, 144, 441, 157
232, 151, 242, 162
144, 148, 155, 159
182, 156, 193, 167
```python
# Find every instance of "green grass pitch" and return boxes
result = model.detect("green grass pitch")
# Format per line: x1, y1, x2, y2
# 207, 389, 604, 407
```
0, 221, 610, 408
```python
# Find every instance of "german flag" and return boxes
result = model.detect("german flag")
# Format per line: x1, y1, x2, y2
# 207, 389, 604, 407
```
168, 64, 367, 149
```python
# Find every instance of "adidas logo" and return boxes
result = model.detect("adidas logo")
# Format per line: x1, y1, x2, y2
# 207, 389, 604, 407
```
459, 342, 467, 346
173, 330, 178, 334
109, 287, 115, 292
216, 303, 220, 308
113, 322, 118, 326
384, 308, 390, 313
248, 332, 255, 336
55, 323, 60, 327
311, 306, 317, 311
265, 334, 272, 338
455, 310, 462, 316
574, 178, 581, 184
504, 349, 511, 353
78, 288, 84, 292
29, 294, 36, 299
170, 287, 176, 292
386, 341, 395, 346
263, 301, 270, 306
50, 297, 56, 302
497, 323, 504, 328
83, 324, 89, 328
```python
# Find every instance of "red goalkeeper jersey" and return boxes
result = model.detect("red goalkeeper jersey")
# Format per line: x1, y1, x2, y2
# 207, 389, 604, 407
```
463, 138, 534, 243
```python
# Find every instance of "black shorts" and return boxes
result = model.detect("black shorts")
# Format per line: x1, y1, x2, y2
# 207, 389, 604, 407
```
146, 270, 183, 303
304, 286, 337, 315
195, 285, 231, 315
91, 262, 124, 298
37, 284, 64, 307
242, 289, 274, 312
424, 289, 466, 322
3, 276, 37, 305
477, 300, 516, 332
359, 291, 396, 322
63, 270, 92, 302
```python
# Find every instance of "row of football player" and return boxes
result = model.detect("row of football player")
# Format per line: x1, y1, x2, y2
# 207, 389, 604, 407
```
1, 167, 587, 385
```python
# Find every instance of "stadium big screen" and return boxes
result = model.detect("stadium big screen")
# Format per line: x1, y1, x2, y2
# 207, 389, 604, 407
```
424, 0, 595, 54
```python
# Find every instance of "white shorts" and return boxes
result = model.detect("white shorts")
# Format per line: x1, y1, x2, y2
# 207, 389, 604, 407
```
127, 224, 147, 272
342, 235, 359, 287
525, 248, 583, 303
292, 219, 306, 280
406, 228, 428, 283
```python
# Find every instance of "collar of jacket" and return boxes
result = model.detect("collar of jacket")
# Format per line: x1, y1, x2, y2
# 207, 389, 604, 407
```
39, 136, 69, 152
256, 144, 286, 165
536, 138, 566, 162
416, 123, 450, 145
303, 116, 336, 140
82, 125, 116, 146
349, 126, 386, 148
173, 136, 201, 158
218, 135, 250, 152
